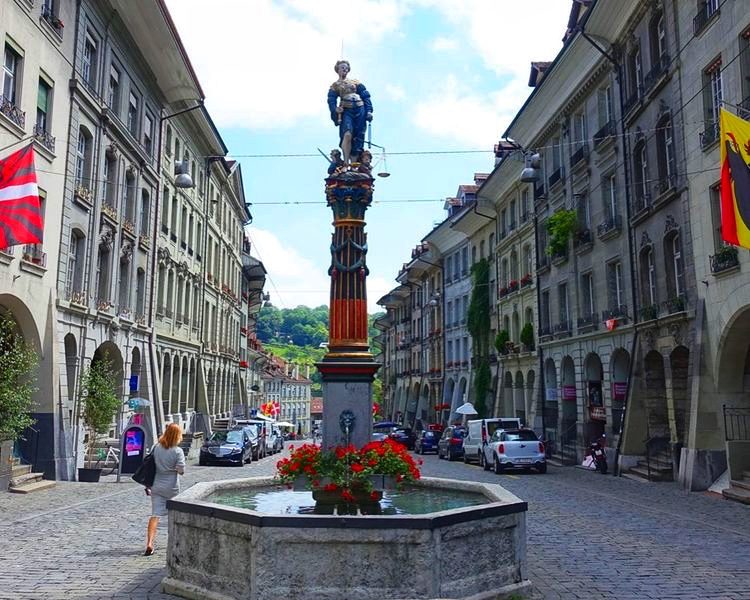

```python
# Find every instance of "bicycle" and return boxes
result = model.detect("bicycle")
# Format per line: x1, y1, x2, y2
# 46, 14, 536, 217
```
96, 443, 120, 476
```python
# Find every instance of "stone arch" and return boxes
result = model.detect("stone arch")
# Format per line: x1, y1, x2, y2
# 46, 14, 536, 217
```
583, 352, 605, 442
162, 353, 172, 419
560, 355, 577, 438
514, 370, 525, 423
92, 341, 124, 436
0, 294, 41, 352
644, 350, 668, 439
670, 346, 689, 446
64, 333, 78, 410
180, 355, 189, 416
610, 348, 630, 434
526, 369, 536, 427
443, 377, 455, 424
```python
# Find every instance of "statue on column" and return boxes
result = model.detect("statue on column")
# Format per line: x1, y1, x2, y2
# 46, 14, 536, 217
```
327, 60, 373, 166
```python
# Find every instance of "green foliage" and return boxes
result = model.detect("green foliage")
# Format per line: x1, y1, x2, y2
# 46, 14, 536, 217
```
520, 322, 534, 349
468, 259, 491, 418
545, 209, 577, 256
0, 316, 38, 441
495, 329, 510, 355
257, 305, 329, 347
473, 361, 491, 419
79, 355, 120, 462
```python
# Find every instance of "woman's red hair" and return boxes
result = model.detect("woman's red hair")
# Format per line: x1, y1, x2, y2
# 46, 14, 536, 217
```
159, 423, 183, 449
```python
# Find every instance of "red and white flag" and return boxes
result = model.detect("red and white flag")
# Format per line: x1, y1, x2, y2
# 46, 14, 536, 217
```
0, 144, 43, 250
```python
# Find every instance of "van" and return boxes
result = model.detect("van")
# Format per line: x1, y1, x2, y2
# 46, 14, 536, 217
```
234, 419, 269, 460
462, 418, 523, 465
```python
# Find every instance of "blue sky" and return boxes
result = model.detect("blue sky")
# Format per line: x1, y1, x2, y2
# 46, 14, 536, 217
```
164, 0, 572, 312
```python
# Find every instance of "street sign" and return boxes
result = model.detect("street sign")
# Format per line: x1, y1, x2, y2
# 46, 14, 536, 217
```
129, 375, 139, 392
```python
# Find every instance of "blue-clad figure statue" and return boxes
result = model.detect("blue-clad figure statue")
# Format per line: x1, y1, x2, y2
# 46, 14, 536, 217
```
327, 60, 373, 166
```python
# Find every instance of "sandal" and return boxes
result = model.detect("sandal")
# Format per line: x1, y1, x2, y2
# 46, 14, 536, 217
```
144, 546, 154, 556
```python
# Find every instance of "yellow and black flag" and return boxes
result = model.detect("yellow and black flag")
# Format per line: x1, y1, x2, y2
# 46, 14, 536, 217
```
720, 108, 750, 249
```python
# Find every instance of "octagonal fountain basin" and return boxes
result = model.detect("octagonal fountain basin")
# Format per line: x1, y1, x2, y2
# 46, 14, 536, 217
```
162, 475, 530, 600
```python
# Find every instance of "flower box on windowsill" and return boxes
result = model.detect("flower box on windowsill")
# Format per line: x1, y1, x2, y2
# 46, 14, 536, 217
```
74, 185, 93, 207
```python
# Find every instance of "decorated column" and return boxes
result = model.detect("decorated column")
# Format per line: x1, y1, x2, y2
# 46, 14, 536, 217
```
318, 59, 380, 450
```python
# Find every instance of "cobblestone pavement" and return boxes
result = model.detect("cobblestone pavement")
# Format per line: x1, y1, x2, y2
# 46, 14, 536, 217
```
1, 445, 749, 599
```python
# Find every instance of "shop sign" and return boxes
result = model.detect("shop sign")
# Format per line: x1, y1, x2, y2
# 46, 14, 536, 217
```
612, 382, 627, 401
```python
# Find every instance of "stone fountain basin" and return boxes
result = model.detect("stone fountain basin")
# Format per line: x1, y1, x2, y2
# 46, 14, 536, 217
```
162, 476, 530, 600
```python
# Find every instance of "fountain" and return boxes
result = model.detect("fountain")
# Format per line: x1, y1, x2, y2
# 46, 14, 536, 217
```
161, 60, 531, 600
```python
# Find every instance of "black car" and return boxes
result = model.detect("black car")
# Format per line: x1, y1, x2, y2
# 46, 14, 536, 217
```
389, 428, 416, 450
414, 430, 439, 454
437, 426, 466, 461
199, 428, 253, 466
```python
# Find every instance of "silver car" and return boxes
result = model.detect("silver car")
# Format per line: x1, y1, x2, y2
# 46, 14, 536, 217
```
482, 428, 546, 474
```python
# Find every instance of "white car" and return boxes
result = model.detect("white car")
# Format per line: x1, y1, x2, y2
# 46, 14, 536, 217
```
482, 428, 546, 474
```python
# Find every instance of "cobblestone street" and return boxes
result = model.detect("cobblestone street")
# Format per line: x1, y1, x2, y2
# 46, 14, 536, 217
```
1, 446, 749, 599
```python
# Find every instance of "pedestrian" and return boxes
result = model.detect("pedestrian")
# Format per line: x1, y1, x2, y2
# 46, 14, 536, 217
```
144, 423, 185, 556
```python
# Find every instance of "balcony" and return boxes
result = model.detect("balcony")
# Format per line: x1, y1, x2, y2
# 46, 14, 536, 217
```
593, 120, 616, 150
156, 305, 166, 317
0, 95, 25, 129
507, 280, 519, 294
138, 235, 150, 250
67, 289, 88, 307
554, 321, 571, 336
602, 305, 628, 321
41, 6, 65, 36
551, 247, 568, 266
710, 246, 740, 274
101, 201, 118, 223
623, 87, 642, 117
644, 54, 670, 96
537, 254, 551, 273
662, 295, 686, 315
534, 182, 546, 202
700, 121, 719, 149
32, 124, 55, 153
570, 144, 589, 167
122, 218, 136, 237
573, 228, 593, 253
520, 273, 533, 288
74, 184, 93, 206
97, 299, 114, 313
693, 2, 720, 35
631, 193, 652, 221
577, 313, 597, 331
640, 304, 659, 321
21, 244, 46, 267
548, 166, 564, 189
596, 215, 622, 240
539, 325, 553, 338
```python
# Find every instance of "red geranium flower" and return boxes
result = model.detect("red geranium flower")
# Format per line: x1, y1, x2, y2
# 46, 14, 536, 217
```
351, 463, 364, 473
324, 483, 338, 492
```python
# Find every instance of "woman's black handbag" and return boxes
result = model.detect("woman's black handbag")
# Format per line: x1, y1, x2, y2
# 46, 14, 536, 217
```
132, 452, 156, 487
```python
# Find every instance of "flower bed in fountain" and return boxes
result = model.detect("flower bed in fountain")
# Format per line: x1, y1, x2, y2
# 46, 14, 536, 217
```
276, 439, 422, 504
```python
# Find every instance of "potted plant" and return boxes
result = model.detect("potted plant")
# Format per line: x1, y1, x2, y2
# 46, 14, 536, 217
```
495, 329, 510, 355
0, 316, 38, 492
276, 439, 421, 506
78, 355, 120, 482
546, 209, 577, 257
520, 322, 535, 351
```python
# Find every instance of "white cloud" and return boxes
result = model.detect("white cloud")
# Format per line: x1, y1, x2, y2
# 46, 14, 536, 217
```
164, 0, 408, 130
247, 227, 329, 309
384, 83, 406, 101
430, 36, 458, 52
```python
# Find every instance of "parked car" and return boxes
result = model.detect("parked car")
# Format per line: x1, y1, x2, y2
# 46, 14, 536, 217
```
270, 425, 284, 453
414, 430, 439, 454
371, 431, 389, 442
437, 426, 466, 461
235, 419, 269, 460
463, 418, 523, 466
482, 428, 546, 474
198, 428, 253, 466
389, 427, 416, 450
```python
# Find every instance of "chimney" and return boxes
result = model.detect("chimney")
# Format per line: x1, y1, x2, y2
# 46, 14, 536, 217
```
305, 365, 310, 379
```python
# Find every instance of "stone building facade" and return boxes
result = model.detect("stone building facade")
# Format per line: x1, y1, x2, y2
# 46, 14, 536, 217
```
0, 0, 76, 479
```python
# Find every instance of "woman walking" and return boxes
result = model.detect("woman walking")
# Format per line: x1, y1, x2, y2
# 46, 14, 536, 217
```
144, 423, 185, 556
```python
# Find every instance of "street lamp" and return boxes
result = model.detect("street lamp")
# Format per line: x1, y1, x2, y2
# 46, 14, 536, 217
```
520, 152, 541, 183
174, 157, 194, 188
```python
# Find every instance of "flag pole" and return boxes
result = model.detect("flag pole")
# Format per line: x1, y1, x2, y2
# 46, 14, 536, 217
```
0, 135, 34, 156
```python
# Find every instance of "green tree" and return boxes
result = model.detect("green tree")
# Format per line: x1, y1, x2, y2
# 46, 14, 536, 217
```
0, 315, 38, 441
79, 355, 120, 466
467, 258, 491, 417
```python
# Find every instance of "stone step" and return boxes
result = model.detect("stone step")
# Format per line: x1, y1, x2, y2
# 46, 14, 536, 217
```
9, 471, 44, 488
637, 459, 673, 472
11, 464, 31, 478
8, 479, 56, 494
730, 479, 750, 492
621, 471, 650, 483
627, 465, 673, 482
723, 485, 750, 505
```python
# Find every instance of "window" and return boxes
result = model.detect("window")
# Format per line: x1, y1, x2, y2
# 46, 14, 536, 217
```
36, 78, 52, 131
102, 155, 116, 205
629, 46, 643, 97
67, 229, 85, 298
523, 244, 532, 276
656, 117, 676, 182
462, 295, 468, 324
710, 184, 723, 251
108, 65, 120, 111
167, 270, 175, 315
665, 233, 684, 297
576, 193, 590, 228
702, 58, 722, 144
447, 301, 453, 327
157, 266, 166, 310
124, 169, 136, 221
96, 245, 111, 302
471, 245, 477, 264
521, 189, 530, 222
558, 283, 568, 324
461, 247, 468, 275
500, 208, 507, 235
603, 173, 617, 218
136, 268, 145, 316
140, 189, 150, 234
541, 290, 550, 330
75, 127, 92, 187
597, 85, 613, 127
165, 126, 173, 157
581, 272, 594, 317
510, 249, 518, 281
3, 44, 21, 105
551, 136, 561, 171
741, 28, 750, 111
82, 35, 97, 87
488, 233, 495, 254
640, 247, 657, 306
479, 240, 485, 260
180, 205, 188, 246
633, 143, 649, 201
170, 195, 178, 234
127, 92, 139, 136
572, 112, 586, 150
607, 261, 624, 308
118, 260, 130, 313
144, 112, 154, 156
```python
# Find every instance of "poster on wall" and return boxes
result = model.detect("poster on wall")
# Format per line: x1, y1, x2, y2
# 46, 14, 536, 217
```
562, 384, 576, 400
612, 381, 627, 402
588, 380, 606, 421
545, 387, 558, 401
